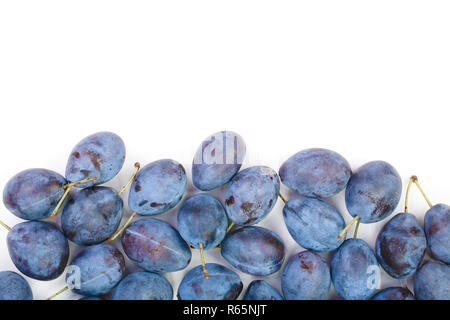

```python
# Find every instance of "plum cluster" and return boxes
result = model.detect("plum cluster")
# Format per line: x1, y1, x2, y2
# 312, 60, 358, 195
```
0, 131, 448, 300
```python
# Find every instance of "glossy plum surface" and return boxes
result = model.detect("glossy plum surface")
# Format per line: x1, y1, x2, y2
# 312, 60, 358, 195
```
121, 218, 191, 273
79, 296, 102, 300
3, 168, 67, 220
68, 244, 125, 296
7, 221, 69, 280
424, 204, 450, 264
243, 280, 284, 300
281, 250, 331, 300
0, 271, 33, 300
371, 287, 415, 300
65, 132, 126, 188
375, 213, 426, 279
192, 131, 246, 191
283, 197, 345, 252
177, 193, 228, 250
331, 238, 379, 300
279, 148, 351, 198
61, 186, 123, 245
128, 159, 186, 216
225, 166, 280, 226
111, 271, 173, 300
345, 161, 402, 223
177, 263, 243, 300
221, 226, 285, 276
414, 261, 450, 300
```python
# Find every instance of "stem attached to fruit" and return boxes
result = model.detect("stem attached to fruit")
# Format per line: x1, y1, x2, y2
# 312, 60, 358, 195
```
278, 193, 287, 204
338, 215, 360, 240
412, 176, 433, 208
118, 162, 140, 196
46, 286, 69, 300
404, 176, 414, 213
198, 242, 210, 279
353, 220, 360, 239
106, 211, 137, 243
0, 220, 11, 231
226, 222, 235, 233
50, 176, 98, 219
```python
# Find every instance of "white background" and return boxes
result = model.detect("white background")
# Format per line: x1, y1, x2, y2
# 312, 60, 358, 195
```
0, 1, 449, 300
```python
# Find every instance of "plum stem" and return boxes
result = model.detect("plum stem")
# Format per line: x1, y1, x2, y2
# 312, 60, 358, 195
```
338, 215, 360, 240
278, 193, 287, 204
118, 162, 140, 196
412, 176, 433, 209
50, 176, 97, 219
226, 222, 235, 233
0, 220, 11, 231
353, 220, 360, 238
198, 242, 210, 279
106, 211, 137, 243
46, 286, 69, 300
404, 176, 415, 213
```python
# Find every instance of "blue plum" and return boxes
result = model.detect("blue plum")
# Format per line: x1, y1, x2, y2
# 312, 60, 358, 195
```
0, 271, 33, 300
177, 193, 228, 250
345, 161, 402, 223
371, 287, 415, 300
177, 263, 243, 300
192, 131, 246, 191
221, 226, 285, 276
225, 166, 280, 226
243, 280, 283, 300
7, 221, 69, 280
121, 218, 191, 273
61, 186, 123, 245
375, 213, 426, 279
68, 243, 125, 296
3, 168, 67, 220
128, 159, 186, 216
111, 271, 173, 300
281, 250, 331, 300
279, 148, 351, 198
65, 132, 126, 188
79, 297, 102, 300
424, 204, 450, 264
283, 197, 345, 252
331, 238, 379, 300
414, 261, 450, 300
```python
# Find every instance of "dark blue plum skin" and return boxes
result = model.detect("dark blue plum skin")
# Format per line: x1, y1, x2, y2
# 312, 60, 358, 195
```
414, 261, 450, 300
424, 204, 450, 264
283, 197, 345, 252
375, 213, 426, 279
279, 148, 351, 198
224, 166, 280, 226
79, 297, 102, 300
3, 168, 67, 220
7, 221, 69, 281
243, 280, 284, 300
0, 271, 33, 300
68, 244, 125, 296
192, 131, 246, 191
331, 238, 379, 300
121, 218, 191, 273
177, 263, 243, 300
61, 186, 123, 245
65, 132, 126, 188
128, 159, 186, 216
221, 226, 285, 276
177, 194, 228, 250
281, 251, 331, 300
111, 271, 173, 300
371, 287, 415, 300
345, 161, 402, 223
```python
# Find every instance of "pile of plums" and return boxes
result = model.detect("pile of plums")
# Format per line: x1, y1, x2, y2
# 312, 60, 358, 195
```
0, 131, 448, 300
